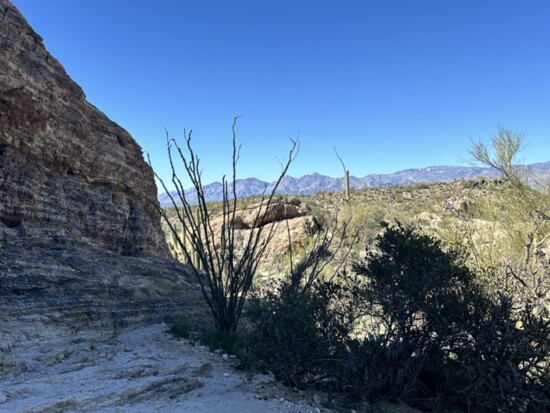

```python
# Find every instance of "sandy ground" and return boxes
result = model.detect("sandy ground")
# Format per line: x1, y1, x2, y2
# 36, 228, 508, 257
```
0, 323, 334, 413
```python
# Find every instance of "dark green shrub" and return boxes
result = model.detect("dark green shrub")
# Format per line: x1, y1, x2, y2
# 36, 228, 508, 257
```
353, 222, 476, 403
447, 294, 550, 413
167, 320, 254, 367
167, 321, 191, 339
199, 328, 254, 368
248, 280, 356, 389
353, 222, 550, 412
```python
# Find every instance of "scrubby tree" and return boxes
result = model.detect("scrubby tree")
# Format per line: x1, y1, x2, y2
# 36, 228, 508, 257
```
468, 127, 550, 316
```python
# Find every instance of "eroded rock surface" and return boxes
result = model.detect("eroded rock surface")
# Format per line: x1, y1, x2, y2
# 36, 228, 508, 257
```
0, 0, 206, 331
0, 0, 165, 255
0, 324, 328, 413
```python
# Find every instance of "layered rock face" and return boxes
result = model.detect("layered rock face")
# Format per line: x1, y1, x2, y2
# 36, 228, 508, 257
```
0, 1, 165, 256
0, 0, 205, 329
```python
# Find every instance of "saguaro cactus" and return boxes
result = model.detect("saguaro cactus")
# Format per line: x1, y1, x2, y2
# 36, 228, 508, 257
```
345, 169, 350, 201
335, 147, 350, 202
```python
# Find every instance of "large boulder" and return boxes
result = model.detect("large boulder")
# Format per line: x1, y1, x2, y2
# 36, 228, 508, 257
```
236, 199, 307, 228
164, 199, 320, 265
0, 0, 206, 330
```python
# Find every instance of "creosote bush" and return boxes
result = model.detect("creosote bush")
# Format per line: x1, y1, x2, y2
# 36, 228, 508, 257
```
353, 222, 477, 405
248, 279, 356, 389
247, 214, 361, 392
448, 294, 550, 412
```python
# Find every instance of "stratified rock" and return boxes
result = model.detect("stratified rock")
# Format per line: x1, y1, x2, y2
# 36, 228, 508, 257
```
0, 0, 206, 328
0, 1, 164, 256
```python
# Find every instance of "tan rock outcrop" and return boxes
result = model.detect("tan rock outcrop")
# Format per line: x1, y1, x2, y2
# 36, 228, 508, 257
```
253, 215, 320, 257
236, 200, 306, 228
237, 200, 319, 258
165, 200, 319, 265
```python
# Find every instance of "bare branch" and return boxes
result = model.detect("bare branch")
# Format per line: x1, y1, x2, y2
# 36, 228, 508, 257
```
150, 120, 299, 332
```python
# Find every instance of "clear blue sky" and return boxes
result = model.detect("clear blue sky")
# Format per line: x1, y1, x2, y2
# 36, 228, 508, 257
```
11, 0, 550, 188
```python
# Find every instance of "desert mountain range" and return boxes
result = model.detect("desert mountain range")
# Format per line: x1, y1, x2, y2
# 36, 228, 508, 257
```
158, 161, 550, 206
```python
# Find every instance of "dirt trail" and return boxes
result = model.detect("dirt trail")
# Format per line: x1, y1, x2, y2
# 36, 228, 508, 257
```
0, 323, 330, 413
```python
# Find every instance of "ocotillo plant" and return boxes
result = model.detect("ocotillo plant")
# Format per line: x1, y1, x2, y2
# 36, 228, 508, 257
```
152, 118, 299, 332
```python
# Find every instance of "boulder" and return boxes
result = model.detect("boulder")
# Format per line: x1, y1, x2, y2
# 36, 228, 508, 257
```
236, 200, 307, 228
443, 195, 471, 214
254, 215, 320, 257
164, 200, 319, 264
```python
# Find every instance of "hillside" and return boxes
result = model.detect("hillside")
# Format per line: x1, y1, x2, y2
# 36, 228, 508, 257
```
159, 178, 506, 275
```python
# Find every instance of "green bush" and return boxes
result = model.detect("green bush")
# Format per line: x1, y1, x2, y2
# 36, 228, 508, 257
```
248, 280, 357, 390
168, 320, 254, 367
199, 328, 254, 368
447, 294, 550, 412
353, 222, 477, 405
167, 321, 191, 339
353, 222, 550, 411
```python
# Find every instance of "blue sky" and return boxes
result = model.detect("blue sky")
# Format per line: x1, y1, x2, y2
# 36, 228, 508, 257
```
12, 0, 550, 187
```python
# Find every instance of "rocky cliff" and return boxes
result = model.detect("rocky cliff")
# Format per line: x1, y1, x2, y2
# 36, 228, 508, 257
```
0, 0, 205, 330
0, 1, 166, 256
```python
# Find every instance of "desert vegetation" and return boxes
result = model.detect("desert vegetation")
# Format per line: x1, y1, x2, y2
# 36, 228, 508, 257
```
161, 127, 550, 412
153, 118, 300, 332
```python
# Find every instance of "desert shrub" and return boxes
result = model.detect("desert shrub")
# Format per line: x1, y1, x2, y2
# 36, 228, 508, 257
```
167, 320, 191, 339
198, 328, 254, 368
353, 222, 477, 405
248, 280, 356, 389
447, 294, 550, 413
167, 320, 254, 367
247, 215, 361, 390
353, 222, 550, 411
465, 128, 550, 316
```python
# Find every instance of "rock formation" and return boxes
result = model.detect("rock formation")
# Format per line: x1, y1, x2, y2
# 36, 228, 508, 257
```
0, 0, 205, 330
0, 1, 165, 256
164, 199, 320, 270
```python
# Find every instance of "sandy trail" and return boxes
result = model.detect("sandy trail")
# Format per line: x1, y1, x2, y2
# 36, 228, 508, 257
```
0, 323, 330, 413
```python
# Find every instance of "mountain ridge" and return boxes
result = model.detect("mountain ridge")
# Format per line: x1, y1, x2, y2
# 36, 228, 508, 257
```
158, 161, 550, 207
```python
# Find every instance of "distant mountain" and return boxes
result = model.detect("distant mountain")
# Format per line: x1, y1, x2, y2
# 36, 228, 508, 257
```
158, 161, 550, 207
157, 178, 268, 207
